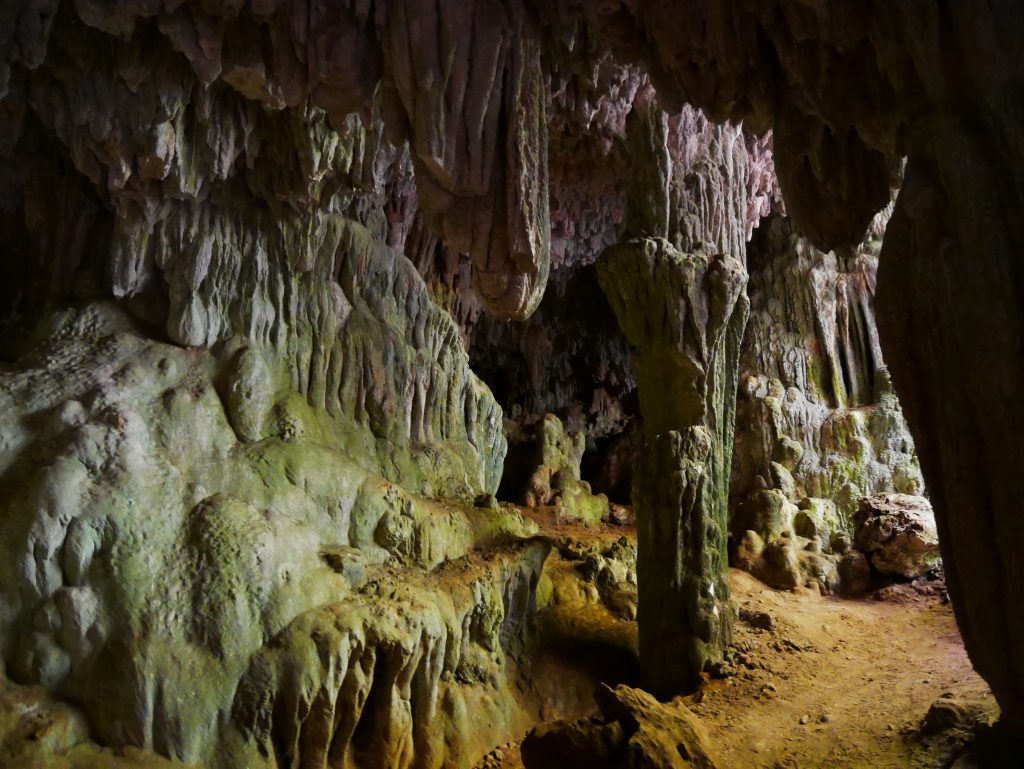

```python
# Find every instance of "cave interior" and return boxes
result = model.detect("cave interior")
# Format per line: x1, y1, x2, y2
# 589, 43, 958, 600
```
0, 2, 1022, 769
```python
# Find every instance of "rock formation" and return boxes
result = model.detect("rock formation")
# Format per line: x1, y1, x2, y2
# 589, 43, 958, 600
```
855, 493, 941, 579
502, 413, 610, 525
463, 95, 777, 504
727, 205, 927, 596
521, 684, 719, 769
599, 239, 748, 696
0, 298, 542, 766
2, 0, 1024, 761
733, 209, 924, 520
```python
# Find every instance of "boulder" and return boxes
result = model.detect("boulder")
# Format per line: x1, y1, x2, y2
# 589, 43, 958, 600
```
855, 494, 941, 578
520, 718, 625, 769
837, 551, 872, 597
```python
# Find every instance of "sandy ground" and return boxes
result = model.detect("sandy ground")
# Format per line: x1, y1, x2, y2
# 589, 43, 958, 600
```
686, 570, 993, 769
478, 511, 995, 769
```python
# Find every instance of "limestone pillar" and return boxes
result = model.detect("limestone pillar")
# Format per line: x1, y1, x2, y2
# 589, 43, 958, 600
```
598, 237, 748, 696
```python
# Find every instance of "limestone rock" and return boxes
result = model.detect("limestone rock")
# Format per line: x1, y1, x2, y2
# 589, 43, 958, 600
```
855, 494, 941, 578
226, 540, 552, 769
0, 306, 536, 768
555, 481, 611, 526
731, 212, 925, 531
223, 345, 274, 443
522, 684, 718, 769
538, 535, 639, 657
521, 413, 585, 506
599, 238, 748, 695
734, 489, 798, 543
3, 0, 1024, 743
755, 538, 803, 591
454, 77, 777, 510
503, 413, 609, 524
838, 551, 872, 597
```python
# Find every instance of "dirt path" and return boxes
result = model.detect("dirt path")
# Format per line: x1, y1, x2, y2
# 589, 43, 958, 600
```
479, 557, 994, 769
688, 570, 993, 769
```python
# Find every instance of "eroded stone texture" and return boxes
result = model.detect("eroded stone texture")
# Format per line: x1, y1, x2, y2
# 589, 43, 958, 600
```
855, 493, 941, 579
0, 304, 537, 768
728, 206, 927, 594
465, 92, 778, 503
376, 0, 551, 320
733, 209, 923, 520
521, 684, 719, 769
3, 0, 1024, 752
225, 541, 551, 769
599, 238, 748, 695
500, 413, 610, 525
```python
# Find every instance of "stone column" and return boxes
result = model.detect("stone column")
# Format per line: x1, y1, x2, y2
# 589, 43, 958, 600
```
598, 237, 748, 696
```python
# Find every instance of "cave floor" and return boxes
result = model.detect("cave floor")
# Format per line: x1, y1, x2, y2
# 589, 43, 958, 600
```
688, 571, 994, 769
485, 512, 995, 769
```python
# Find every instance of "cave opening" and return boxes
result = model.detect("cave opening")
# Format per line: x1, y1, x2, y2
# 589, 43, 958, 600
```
0, 3, 1020, 769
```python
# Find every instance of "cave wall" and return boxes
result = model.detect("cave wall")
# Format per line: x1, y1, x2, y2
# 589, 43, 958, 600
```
733, 207, 924, 522
2, 0, 1023, 759
1, 4, 506, 499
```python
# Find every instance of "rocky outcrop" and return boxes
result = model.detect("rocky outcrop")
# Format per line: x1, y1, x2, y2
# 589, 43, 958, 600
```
501, 413, 610, 524
0, 673, 195, 769
855, 493, 941, 579
538, 536, 639, 659
376, 0, 551, 320
731, 210, 924, 527
225, 540, 550, 769
521, 684, 718, 769
727, 208, 927, 595
456, 61, 777, 499
599, 239, 748, 696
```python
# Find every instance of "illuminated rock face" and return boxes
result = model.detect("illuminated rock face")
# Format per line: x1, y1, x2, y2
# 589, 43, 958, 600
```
3, 0, 1024, 760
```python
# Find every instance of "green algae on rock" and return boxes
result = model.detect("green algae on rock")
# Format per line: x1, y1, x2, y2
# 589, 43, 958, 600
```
598, 238, 748, 696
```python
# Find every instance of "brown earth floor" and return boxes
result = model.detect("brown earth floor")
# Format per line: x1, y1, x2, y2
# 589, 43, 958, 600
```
480, 516, 995, 769
688, 570, 993, 769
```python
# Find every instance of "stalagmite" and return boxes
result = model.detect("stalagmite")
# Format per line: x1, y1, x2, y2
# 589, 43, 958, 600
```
598, 238, 748, 695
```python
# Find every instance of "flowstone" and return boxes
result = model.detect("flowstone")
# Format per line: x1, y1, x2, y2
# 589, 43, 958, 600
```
0, 303, 538, 769
598, 237, 748, 696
